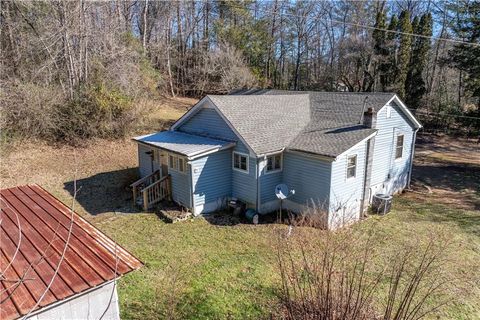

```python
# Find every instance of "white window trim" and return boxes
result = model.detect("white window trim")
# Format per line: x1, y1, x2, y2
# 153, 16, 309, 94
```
232, 151, 249, 174
265, 153, 283, 174
168, 153, 187, 174
346, 154, 358, 180
394, 134, 404, 161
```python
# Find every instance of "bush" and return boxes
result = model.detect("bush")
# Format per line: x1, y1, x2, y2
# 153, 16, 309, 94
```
53, 84, 138, 143
0, 82, 64, 142
0, 28, 161, 146
276, 225, 457, 320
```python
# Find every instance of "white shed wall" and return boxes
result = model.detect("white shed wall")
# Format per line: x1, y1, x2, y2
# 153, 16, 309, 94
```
27, 281, 119, 320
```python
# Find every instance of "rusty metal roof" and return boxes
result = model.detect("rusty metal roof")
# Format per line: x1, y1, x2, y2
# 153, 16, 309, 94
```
0, 185, 143, 320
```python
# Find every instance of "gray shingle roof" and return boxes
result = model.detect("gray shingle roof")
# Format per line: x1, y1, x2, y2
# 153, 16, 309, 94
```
208, 94, 311, 155
233, 89, 395, 130
133, 131, 234, 158
289, 126, 377, 158
209, 90, 396, 157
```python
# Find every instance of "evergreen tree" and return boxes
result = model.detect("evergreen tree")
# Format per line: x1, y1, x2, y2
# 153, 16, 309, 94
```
446, 0, 480, 106
396, 10, 413, 99
373, 11, 389, 90
384, 14, 399, 90
405, 13, 432, 109
213, 1, 270, 84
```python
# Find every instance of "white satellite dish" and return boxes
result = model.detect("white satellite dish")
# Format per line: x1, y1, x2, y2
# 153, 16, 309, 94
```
275, 184, 289, 200
275, 184, 295, 221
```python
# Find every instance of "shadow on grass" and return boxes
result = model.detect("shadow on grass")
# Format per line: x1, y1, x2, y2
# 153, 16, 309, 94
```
64, 168, 140, 215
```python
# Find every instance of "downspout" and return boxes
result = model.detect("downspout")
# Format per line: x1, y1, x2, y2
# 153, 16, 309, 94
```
256, 157, 261, 212
360, 139, 372, 215
360, 106, 376, 216
189, 161, 195, 214
407, 128, 419, 189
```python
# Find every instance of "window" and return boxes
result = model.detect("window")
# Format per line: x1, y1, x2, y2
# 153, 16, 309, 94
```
395, 134, 404, 159
168, 153, 187, 173
233, 152, 248, 173
168, 154, 177, 170
347, 155, 357, 179
266, 153, 282, 173
178, 157, 186, 173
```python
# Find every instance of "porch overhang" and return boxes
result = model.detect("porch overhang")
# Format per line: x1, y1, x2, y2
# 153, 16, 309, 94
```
133, 131, 235, 159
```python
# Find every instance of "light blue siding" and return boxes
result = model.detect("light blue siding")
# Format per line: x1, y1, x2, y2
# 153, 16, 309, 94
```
170, 167, 191, 208
282, 152, 332, 210
191, 150, 232, 212
329, 141, 367, 226
138, 144, 160, 177
138, 144, 152, 178
177, 107, 237, 141
231, 143, 257, 207
260, 167, 283, 204
177, 105, 258, 209
370, 102, 415, 194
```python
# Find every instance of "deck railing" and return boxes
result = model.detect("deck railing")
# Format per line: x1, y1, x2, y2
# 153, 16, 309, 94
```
141, 175, 171, 211
130, 170, 160, 204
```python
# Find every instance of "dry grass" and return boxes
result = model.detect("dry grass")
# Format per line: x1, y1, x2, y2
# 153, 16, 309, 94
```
139, 97, 197, 134
1, 108, 478, 319
0, 96, 196, 219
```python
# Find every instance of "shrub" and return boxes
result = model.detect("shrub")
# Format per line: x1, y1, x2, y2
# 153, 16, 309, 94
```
276, 225, 456, 320
53, 83, 138, 143
0, 82, 65, 142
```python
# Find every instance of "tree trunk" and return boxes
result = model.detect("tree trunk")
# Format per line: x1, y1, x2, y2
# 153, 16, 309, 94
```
143, 0, 149, 51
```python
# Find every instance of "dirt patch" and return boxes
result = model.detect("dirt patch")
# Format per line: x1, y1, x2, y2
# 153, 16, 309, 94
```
408, 133, 480, 211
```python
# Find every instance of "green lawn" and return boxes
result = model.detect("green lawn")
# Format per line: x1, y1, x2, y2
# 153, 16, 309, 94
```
97, 194, 480, 320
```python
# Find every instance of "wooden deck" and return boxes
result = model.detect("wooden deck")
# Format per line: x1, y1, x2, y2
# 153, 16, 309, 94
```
130, 171, 172, 211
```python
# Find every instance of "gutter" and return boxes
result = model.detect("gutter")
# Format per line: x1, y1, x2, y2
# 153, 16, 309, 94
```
257, 148, 285, 158
189, 160, 195, 214
133, 140, 236, 160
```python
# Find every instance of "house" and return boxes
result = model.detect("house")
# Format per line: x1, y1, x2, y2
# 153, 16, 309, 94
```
132, 90, 422, 229
0, 185, 143, 320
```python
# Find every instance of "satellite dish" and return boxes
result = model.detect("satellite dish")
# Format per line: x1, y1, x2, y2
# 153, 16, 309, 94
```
275, 184, 289, 200
275, 184, 295, 222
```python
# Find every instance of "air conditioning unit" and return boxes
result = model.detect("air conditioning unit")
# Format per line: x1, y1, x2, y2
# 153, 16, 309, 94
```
372, 194, 393, 215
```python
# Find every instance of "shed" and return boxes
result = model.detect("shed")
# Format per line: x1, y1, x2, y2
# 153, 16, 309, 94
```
0, 185, 143, 320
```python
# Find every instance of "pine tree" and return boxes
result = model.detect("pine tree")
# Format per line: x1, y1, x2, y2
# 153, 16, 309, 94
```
396, 10, 412, 99
373, 11, 389, 90
405, 13, 432, 109
446, 0, 480, 106
384, 14, 399, 90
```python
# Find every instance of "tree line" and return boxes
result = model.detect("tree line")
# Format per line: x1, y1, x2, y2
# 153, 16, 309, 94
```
1, 1, 478, 143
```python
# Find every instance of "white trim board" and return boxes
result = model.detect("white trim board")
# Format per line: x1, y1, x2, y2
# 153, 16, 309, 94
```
382, 95, 423, 129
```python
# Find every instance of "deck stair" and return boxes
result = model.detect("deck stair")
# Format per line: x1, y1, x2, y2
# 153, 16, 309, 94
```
130, 170, 171, 211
